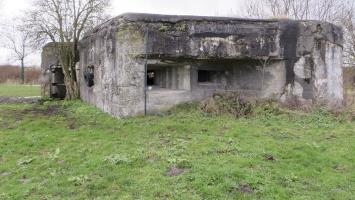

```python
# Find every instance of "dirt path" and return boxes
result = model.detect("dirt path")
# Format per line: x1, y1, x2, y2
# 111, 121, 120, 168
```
0, 97, 41, 104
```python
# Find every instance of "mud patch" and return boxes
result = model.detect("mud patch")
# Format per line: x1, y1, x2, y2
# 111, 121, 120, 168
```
23, 105, 62, 117
238, 184, 254, 194
264, 154, 276, 161
229, 183, 254, 194
0, 97, 40, 104
166, 166, 188, 177
1, 104, 64, 123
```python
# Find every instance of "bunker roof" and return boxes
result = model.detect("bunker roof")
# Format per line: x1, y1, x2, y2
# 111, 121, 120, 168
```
117, 12, 282, 23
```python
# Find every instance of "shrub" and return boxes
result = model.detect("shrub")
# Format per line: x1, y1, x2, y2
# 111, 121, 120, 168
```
200, 92, 254, 118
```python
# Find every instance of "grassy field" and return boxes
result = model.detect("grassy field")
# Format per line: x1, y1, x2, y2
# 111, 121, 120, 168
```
0, 101, 354, 199
0, 85, 41, 97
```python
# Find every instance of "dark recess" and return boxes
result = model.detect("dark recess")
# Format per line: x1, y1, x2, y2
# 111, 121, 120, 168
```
280, 22, 300, 85
50, 65, 66, 99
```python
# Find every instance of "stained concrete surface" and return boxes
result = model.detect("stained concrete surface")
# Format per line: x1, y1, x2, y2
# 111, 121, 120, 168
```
42, 13, 344, 117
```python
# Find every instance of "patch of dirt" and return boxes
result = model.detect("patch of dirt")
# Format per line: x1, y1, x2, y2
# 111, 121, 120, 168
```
238, 184, 254, 194
0, 97, 40, 104
67, 121, 77, 130
1, 105, 64, 127
24, 105, 61, 116
166, 166, 188, 177
10, 105, 63, 120
264, 154, 276, 161
0, 172, 11, 177
229, 183, 254, 194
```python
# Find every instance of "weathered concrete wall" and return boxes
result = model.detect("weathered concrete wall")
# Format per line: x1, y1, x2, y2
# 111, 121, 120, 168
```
41, 43, 60, 98
66, 13, 344, 117
79, 20, 146, 117
280, 22, 344, 107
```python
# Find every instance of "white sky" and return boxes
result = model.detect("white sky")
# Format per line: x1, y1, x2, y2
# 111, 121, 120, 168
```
0, 0, 242, 66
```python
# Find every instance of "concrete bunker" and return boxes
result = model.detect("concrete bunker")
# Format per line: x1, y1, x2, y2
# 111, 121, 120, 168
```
41, 13, 344, 118
41, 43, 66, 99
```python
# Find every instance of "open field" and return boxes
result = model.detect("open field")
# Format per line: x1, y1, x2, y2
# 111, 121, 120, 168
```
0, 85, 41, 97
0, 101, 354, 199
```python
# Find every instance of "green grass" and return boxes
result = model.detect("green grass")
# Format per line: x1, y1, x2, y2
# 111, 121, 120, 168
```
0, 101, 354, 199
0, 85, 41, 97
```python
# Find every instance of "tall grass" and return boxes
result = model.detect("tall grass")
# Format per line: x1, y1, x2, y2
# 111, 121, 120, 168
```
0, 65, 41, 85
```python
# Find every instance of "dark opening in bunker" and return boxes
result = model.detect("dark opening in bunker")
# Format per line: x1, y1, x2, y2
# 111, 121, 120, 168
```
194, 60, 286, 96
196, 65, 228, 86
147, 70, 155, 86
198, 70, 214, 83
50, 64, 66, 99
147, 64, 190, 90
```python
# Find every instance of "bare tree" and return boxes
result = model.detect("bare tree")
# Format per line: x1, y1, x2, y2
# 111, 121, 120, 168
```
24, 0, 110, 99
339, 2, 355, 67
244, 0, 342, 21
243, 0, 355, 67
2, 25, 33, 84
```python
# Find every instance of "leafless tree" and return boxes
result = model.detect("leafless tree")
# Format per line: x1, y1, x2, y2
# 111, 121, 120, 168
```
244, 0, 342, 21
339, 2, 355, 67
24, 0, 110, 99
243, 0, 355, 67
2, 24, 33, 84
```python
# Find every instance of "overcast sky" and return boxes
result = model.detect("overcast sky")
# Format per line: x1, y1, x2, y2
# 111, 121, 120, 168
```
0, 0, 242, 66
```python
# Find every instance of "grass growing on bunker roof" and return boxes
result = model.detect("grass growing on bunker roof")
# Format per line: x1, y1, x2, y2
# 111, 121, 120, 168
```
0, 100, 354, 199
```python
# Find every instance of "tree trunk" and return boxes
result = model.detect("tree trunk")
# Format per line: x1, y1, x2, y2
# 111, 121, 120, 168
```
20, 59, 25, 84
59, 43, 80, 100
64, 76, 80, 99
